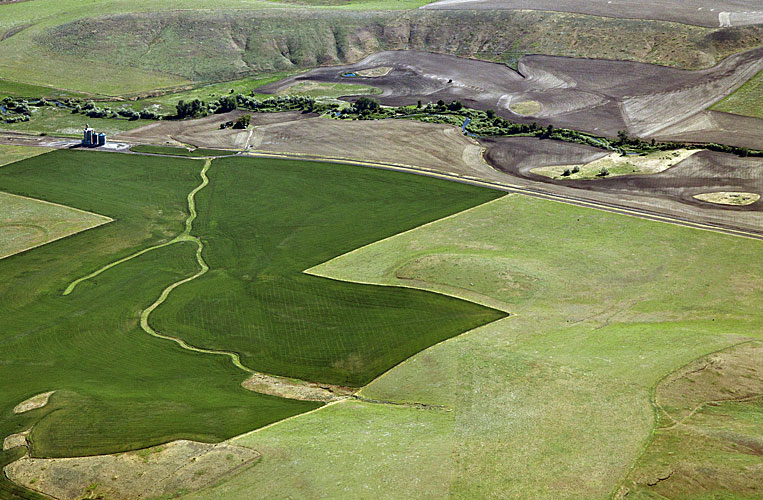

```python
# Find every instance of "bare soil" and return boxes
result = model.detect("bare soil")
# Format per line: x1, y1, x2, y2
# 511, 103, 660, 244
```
242, 373, 353, 402
5, 440, 260, 500
12, 391, 55, 414
422, 0, 763, 28
654, 110, 763, 150
3, 431, 28, 451
258, 49, 763, 142
693, 191, 761, 206
114, 111, 317, 149
248, 117, 494, 176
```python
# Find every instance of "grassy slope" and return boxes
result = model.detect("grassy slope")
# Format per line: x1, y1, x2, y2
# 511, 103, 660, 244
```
151, 156, 505, 386
0, 150, 318, 499
188, 194, 763, 499
1, 0, 761, 94
711, 68, 763, 119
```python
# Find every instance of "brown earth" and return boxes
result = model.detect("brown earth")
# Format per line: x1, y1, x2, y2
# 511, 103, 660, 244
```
114, 110, 317, 149
258, 48, 763, 142
5, 440, 260, 500
654, 110, 763, 150
483, 137, 763, 232
248, 117, 495, 176
422, 0, 763, 28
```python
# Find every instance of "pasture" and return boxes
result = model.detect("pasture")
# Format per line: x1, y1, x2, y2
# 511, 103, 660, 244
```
247, 193, 761, 499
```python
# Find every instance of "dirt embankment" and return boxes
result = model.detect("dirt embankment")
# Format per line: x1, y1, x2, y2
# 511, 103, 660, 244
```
38, 9, 763, 83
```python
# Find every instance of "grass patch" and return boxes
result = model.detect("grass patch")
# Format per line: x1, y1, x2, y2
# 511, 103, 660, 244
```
693, 191, 761, 206
532, 149, 701, 180
130, 145, 238, 157
0, 79, 89, 99
0, 190, 111, 260
711, 68, 763, 119
508, 100, 541, 116
0, 144, 53, 167
277, 81, 381, 98
150, 156, 505, 386
0, 150, 318, 499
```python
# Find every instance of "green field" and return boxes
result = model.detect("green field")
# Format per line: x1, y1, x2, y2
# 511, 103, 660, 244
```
130, 145, 239, 157
711, 68, 763, 119
187, 194, 763, 499
0, 150, 321, 499
150, 156, 505, 386
0, 150, 506, 499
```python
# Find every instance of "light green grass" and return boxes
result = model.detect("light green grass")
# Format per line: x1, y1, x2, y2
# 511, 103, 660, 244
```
0, 107, 152, 137
187, 399, 454, 499
150, 156, 505, 386
0, 144, 53, 167
0, 150, 319, 500
0, 190, 111, 260
0, 79, 89, 99
276, 81, 382, 98
711, 68, 763, 119
193, 194, 763, 499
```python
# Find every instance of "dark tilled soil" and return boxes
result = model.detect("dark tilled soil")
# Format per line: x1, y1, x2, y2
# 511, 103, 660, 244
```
258, 49, 763, 143
484, 137, 763, 216
655, 110, 763, 150
421, 0, 763, 28
566, 150, 763, 211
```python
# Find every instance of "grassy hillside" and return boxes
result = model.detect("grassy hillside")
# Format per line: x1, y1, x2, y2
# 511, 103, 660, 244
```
711, 68, 763, 118
1, 2, 761, 94
151, 156, 505, 386
0, 151, 319, 499
188, 194, 763, 499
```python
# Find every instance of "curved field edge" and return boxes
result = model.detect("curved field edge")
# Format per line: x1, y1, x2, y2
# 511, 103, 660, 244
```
147, 155, 506, 387
187, 193, 763, 499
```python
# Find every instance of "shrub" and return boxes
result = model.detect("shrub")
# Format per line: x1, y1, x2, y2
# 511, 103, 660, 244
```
232, 114, 251, 129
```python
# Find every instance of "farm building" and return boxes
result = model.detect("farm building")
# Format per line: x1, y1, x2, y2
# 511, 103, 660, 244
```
82, 124, 106, 147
